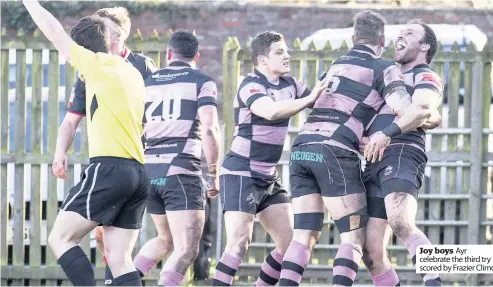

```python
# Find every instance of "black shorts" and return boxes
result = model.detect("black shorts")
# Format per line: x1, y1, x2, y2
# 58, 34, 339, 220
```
289, 143, 366, 198
146, 174, 206, 215
61, 157, 148, 229
219, 174, 290, 215
364, 144, 427, 220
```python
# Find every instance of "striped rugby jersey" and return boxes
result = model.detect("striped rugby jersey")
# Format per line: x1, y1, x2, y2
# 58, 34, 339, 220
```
365, 63, 444, 151
143, 61, 218, 179
221, 69, 311, 180
293, 44, 409, 153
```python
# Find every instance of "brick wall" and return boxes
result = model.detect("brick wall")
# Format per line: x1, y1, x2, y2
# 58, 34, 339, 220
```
56, 3, 493, 99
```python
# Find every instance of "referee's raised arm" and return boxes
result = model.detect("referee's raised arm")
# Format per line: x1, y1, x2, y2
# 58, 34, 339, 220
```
23, 0, 74, 63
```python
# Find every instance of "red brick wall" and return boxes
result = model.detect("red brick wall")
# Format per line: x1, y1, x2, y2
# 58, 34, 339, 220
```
56, 3, 493, 99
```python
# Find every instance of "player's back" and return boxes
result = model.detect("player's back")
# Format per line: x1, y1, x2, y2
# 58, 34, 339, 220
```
69, 43, 146, 163
294, 44, 403, 153
143, 62, 217, 179
67, 47, 156, 117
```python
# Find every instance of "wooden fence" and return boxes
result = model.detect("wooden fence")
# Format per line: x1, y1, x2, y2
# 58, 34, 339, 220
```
220, 37, 493, 286
2, 29, 493, 286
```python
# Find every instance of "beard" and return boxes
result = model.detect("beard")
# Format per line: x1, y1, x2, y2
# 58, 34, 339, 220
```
396, 47, 421, 65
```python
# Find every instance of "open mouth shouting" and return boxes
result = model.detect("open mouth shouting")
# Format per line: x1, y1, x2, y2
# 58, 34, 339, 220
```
396, 39, 407, 52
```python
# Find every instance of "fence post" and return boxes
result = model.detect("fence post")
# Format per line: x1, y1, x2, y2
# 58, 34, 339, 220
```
467, 45, 484, 286
221, 37, 241, 151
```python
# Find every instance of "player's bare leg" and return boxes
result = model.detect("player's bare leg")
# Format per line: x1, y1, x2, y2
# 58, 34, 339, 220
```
322, 193, 367, 287
134, 214, 174, 277
279, 194, 324, 286
48, 210, 99, 285
385, 192, 441, 286
94, 226, 106, 256
212, 212, 255, 286
158, 210, 205, 286
94, 226, 118, 286
362, 218, 399, 286
103, 226, 141, 285
255, 203, 294, 286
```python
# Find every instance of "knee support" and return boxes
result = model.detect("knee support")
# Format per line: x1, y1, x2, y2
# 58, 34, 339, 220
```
294, 212, 324, 231
334, 207, 369, 234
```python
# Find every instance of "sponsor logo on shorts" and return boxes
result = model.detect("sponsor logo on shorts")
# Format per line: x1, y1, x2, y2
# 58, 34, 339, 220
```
384, 165, 393, 176
150, 177, 167, 186
246, 193, 255, 207
290, 151, 323, 163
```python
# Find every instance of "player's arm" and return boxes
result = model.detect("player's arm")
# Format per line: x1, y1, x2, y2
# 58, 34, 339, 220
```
249, 77, 328, 121
52, 113, 84, 179
379, 65, 432, 135
365, 65, 431, 162
56, 113, 84, 156
197, 80, 221, 198
23, 0, 73, 63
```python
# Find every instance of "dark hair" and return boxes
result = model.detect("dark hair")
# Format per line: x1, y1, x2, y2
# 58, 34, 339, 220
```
408, 19, 438, 63
167, 30, 199, 60
251, 31, 284, 66
95, 7, 131, 37
70, 15, 110, 53
353, 10, 386, 46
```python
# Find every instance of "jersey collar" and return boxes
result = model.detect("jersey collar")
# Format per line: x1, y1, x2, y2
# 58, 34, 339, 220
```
121, 46, 130, 60
169, 61, 191, 67
352, 44, 376, 55
254, 68, 268, 81
412, 63, 430, 69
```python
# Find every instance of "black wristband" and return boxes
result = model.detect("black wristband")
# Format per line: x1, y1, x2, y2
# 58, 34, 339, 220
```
381, 123, 402, 138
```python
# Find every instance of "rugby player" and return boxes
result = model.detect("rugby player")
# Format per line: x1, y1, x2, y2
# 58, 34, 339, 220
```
212, 31, 328, 286
24, 1, 148, 285
278, 11, 430, 286
133, 30, 221, 286
50, 7, 157, 285
361, 19, 443, 286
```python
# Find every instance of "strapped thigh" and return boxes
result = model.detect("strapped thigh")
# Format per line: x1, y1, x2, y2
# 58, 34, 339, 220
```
333, 207, 369, 234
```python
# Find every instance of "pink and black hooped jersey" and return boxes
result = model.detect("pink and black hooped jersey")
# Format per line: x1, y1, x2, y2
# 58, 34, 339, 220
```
365, 63, 443, 150
221, 69, 311, 180
143, 61, 218, 179
293, 44, 409, 153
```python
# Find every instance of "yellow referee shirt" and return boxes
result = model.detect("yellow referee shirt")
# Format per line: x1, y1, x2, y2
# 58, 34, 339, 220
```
69, 43, 145, 164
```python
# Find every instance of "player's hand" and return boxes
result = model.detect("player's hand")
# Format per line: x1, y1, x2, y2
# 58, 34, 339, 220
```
205, 172, 219, 199
308, 76, 330, 103
421, 112, 441, 130
52, 152, 68, 179
408, 103, 432, 127
364, 131, 390, 163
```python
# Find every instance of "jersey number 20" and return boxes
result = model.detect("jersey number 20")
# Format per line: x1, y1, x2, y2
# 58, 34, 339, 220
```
145, 87, 182, 122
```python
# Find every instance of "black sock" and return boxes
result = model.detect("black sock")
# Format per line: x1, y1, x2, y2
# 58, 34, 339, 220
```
114, 271, 142, 286
137, 269, 144, 278
58, 246, 95, 286
105, 264, 114, 285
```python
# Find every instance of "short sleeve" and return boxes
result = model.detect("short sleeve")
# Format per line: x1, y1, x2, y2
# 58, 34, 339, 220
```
415, 71, 443, 95
293, 77, 312, 99
376, 63, 406, 98
197, 80, 218, 108
238, 80, 268, 109
66, 77, 86, 115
